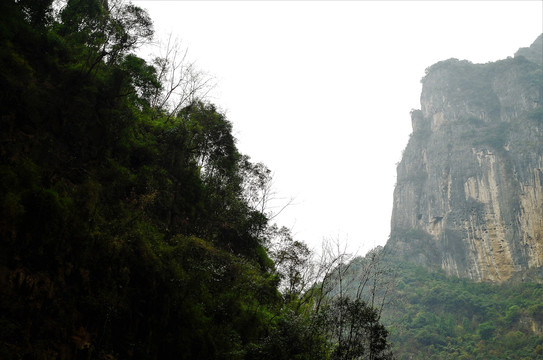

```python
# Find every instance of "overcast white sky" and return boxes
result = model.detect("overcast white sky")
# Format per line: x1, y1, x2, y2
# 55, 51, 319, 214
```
134, 0, 542, 256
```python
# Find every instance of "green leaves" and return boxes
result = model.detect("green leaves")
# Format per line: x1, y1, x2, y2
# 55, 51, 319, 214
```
120, 54, 161, 105
16, 0, 55, 28
59, 0, 153, 71
0, 2, 399, 358
326, 297, 391, 360
383, 261, 543, 359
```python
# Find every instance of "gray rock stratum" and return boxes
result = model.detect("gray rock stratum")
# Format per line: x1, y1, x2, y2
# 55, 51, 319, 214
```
387, 35, 543, 282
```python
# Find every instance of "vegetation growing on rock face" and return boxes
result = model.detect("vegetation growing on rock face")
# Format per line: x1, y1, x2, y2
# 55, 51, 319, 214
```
0, 1, 393, 359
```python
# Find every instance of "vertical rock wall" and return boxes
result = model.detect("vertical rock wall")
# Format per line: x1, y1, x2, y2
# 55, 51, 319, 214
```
388, 35, 543, 282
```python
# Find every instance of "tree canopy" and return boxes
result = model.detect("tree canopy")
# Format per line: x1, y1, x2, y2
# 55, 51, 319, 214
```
0, 1, 393, 359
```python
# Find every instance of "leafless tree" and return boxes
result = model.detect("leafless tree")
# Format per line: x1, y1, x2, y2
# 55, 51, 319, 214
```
268, 234, 396, 359
149, 35, 215, 120
239, 157, 295, 221
317, 242, 395, 360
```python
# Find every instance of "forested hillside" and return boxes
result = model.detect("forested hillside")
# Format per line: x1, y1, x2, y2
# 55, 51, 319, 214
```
383, 261, 543, 360
334, 250, 543, 360
0, 1, 392, 359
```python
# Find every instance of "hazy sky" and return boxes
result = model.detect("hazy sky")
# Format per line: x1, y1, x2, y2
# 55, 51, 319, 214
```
134, 0, 542, 256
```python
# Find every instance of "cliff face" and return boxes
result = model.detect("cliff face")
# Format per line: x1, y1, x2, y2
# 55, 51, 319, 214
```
388, 35, 543, 282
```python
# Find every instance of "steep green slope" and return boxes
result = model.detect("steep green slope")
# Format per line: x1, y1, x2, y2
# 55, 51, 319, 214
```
333, 249, 543, 359
0, 1, 280, 358
381, 261, 543, 360
0, 1, 393, 359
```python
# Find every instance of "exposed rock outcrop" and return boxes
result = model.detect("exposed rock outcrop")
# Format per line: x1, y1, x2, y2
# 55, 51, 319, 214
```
388, 35, 543, 282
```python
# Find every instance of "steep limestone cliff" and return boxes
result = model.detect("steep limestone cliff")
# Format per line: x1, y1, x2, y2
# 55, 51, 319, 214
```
388, 35, 543, 282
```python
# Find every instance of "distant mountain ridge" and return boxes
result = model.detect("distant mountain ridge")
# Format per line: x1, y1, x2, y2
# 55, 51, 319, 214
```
515, 33, 543, 65
386, 34, 543, 282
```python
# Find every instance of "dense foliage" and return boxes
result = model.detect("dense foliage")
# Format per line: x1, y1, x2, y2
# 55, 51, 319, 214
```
380, 261, 543, 360
0, 1, 392, 359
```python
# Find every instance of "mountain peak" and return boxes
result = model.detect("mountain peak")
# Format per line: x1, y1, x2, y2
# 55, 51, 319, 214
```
514, 33, 543, 65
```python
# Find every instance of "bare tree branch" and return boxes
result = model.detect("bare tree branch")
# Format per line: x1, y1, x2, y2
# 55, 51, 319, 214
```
149, 34, 216, 119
